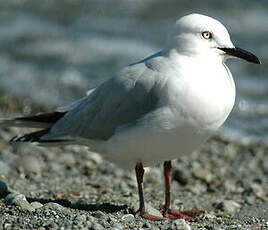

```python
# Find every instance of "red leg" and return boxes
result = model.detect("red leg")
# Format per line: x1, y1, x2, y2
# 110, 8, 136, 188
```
160, 161, 203, 221
163, 161, 172, 210
135, 163, 167, 221
135, 163, 145, 215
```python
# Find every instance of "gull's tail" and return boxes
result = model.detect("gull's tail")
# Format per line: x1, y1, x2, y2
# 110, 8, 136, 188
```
0, 112, 72, 146
0, 112, 65, 129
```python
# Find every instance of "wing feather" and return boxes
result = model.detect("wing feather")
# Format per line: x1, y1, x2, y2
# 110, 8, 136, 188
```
46, 63, 160, 141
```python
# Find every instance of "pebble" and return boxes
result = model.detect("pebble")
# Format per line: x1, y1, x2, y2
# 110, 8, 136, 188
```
38, 227, 46, 230
204, 213, 217, 220
4, 193, 35, 212
171, 219, 191, 230
91, 222, 105, 230
111, 223, 124, 229
31, 201, 43, 209
0, 180, 9, 198
143, 222, 151, 228
121, 214, 134, 222
133, 202, 163, 218
49, 162, 64, 172
0, 160, 10, 175
251, 183, 265, 198
146, 204, 163, 217
87, 216, 96, 222
212, 225, 225, 230
74, 214, 87, 225
93, 210, 107, 219
88, 151, 103, 164
14, 155, 43, 174
192, 168, 214, 184
58, 152, 76, 165
216, 200, 241, 214
245, 196, 255, 205
224, 180, 241, 193
85, 221, 92, 228
16, 199, 35, 212
4, 193, 26, 205
43, 202, 65, 210
48, 223, 58, 229
42, 219, 52, 227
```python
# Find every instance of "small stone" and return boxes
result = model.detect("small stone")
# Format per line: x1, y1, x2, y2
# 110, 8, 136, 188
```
111, 223, 124, 229
38, 227, 46, 230
216, 200, 241, 214
31, 201, 43, 209
224, 180, 238, 193
0, 180, 9, 198
143, 222, 151, 228
204, 213, 217, 219
193, 168, 214, 184
4, 193, 35, 212
93, 210, 107, 219
121, 214, 134, 222
87, 216, 96, 222
171, 219, 191, 230
245, 196, 255, 205
49, 162, 64, 172
0, 161, 10, 175
43, 202, 65, 210
133, 202, 162, 218
86, 221, 93, 228
212, 225, 225, 230
74, 214, 87, 225
4, 193, 26, 205
14, 155, 43, 174
48, 223, 58, 229
189, 183, 206, 195
91, 223, 105, 230
251, 183, 265, 198
42, 219, 52, 227
4, 223, 11, 229
89, 151, 103, 164
58, 152, 76, 165
16, 199, 35, 212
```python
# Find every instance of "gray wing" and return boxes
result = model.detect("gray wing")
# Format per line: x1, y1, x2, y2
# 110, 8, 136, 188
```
48, 61, 163, 141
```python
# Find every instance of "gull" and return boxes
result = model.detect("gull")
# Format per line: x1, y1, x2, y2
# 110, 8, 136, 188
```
0, 14, 260, 221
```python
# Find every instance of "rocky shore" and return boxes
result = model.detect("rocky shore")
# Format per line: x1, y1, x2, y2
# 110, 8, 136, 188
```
0, 94, 267, 229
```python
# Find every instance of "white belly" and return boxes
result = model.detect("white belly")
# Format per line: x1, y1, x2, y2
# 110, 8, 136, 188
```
107, 109, 212, 169
106, 62, 236, 169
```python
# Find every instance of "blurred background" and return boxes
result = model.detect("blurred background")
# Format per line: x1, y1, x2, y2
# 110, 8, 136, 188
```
0, 0, 267, 145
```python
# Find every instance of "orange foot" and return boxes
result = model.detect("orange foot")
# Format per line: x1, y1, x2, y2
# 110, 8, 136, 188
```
162, 209, 204, 221
136, 208, 168, 221
140, 213, 168, 221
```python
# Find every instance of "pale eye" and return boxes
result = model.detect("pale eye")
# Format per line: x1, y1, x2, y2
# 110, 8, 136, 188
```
201, 31, 212, 40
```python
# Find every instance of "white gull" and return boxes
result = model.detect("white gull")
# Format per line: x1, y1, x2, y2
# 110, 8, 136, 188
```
0, 13, 260, 221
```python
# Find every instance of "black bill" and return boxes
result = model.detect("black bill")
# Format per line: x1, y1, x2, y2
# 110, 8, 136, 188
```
218, 47, 260, 64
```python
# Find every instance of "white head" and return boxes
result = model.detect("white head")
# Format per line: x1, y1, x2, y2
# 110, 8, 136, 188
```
166, 13, 260, 64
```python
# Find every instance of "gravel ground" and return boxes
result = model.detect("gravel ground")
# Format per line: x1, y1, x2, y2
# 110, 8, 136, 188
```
0, 94, 267, 230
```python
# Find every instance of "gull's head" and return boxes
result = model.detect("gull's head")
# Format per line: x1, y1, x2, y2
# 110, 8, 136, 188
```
166, 13, 260, 64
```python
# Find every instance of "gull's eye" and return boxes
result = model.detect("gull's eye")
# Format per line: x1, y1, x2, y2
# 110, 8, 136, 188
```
201, 31, 212, 40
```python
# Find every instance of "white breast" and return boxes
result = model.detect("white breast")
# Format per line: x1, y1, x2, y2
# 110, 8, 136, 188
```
165, 57, 236, 132
106, 58, 236, 169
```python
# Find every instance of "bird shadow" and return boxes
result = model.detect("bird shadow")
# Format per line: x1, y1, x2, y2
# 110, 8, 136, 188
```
26, 197, 129, 213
